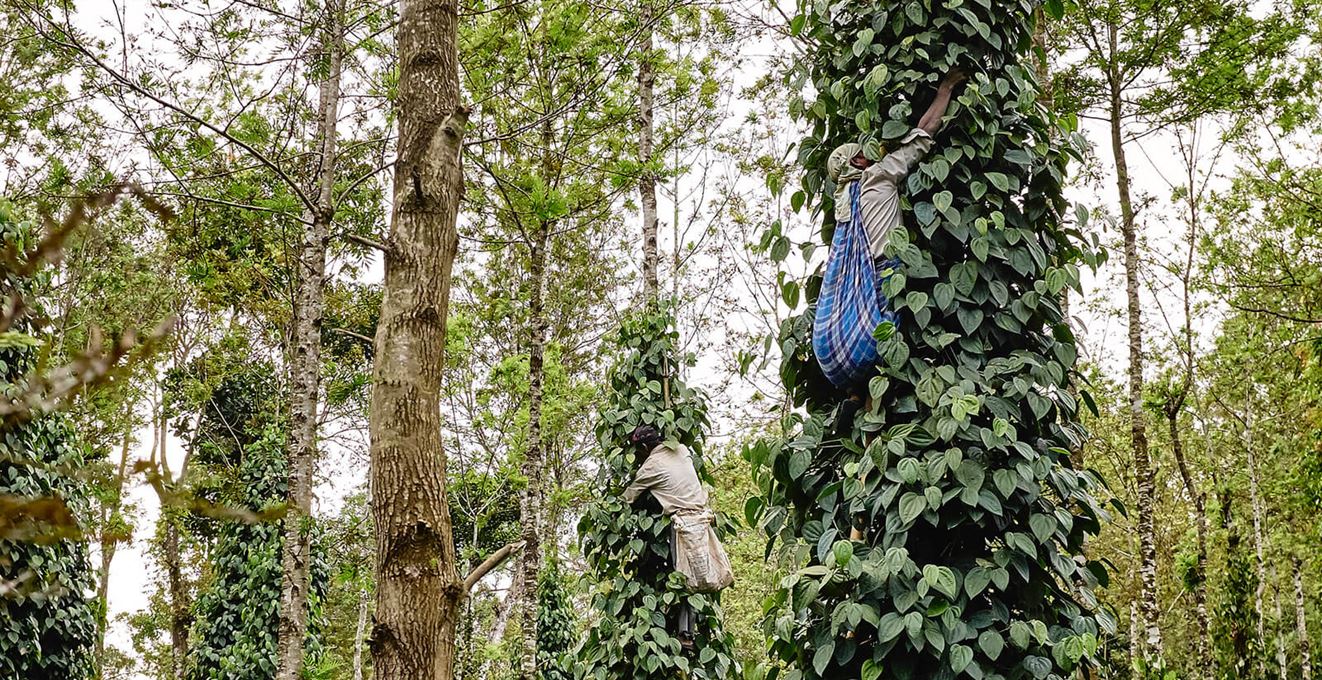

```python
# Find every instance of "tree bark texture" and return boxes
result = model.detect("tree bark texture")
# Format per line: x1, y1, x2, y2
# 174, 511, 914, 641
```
637, 11, 659, 301
276, 3, 345, 677
1106, 22, 1161, 659
515, 107, 558, 679
516, 231, 547, 680
1297, 559, 1313, 680
1277, 586, 1288, 680
367, 0, 469, 677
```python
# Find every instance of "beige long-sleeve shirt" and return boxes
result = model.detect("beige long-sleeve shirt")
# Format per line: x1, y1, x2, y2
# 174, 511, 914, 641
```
833, 128, 934, 258
622, 443, 708, 515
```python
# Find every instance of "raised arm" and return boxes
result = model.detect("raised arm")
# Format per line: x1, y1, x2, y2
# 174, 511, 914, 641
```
622, 456, 662, 504
916, 69, 967, 136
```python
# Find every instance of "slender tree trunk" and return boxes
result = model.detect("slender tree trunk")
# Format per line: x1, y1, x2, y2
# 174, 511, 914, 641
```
1277, 584, 1289, 680
276, 4, 345, 677
1169, 412, 1210, 679
163, 516, 190, 680
1246, 418, 1269, 677
1297, 559, 1313, 680
489, 567, 524, 646
516, 229, 547, 679
352, 586, 369, 680
1166, 122, 1211, 680
95, 415, 134, 677
1107, 23, 1161, 659
1129, 600, 1141, 671
516, 113, 556, 680
638, 7, 659, 301
368, 0, 469, 676
152, 406, 191, 680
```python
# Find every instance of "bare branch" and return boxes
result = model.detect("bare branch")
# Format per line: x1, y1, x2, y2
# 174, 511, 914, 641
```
330, 327, 375, 344
463, 540, 525, 593
340, 232, 390, 253
19, 4, 317, 212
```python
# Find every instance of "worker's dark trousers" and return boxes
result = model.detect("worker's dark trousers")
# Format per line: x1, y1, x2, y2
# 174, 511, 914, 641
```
670, 528, 695, 639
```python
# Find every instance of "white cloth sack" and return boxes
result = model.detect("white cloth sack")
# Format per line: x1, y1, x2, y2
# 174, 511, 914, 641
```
672, 509, 734, 593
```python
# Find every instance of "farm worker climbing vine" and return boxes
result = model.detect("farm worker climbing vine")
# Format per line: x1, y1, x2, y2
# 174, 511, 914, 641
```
747, 0, 1113, 678
814, 68, 968, 428
577, 308, 738, 679
622, 424, 735, 652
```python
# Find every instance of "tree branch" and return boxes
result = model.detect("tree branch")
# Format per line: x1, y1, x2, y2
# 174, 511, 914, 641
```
22, 5, 316, 212
340, 232, 389, 253
330, 327, 374, 344
1228, 303, 1322, 325
463, 540, 525, 593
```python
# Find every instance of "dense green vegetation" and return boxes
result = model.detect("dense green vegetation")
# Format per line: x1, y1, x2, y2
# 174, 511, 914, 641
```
577, 309, 738, 679
747, 0, 1109, 677
0, 1, 1318, 679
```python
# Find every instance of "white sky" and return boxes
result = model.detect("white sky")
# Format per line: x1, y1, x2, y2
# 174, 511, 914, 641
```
61, 1, 1297, 677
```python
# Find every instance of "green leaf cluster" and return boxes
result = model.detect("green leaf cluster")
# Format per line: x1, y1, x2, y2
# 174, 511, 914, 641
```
187, 427, 329, 680
575, 307, 737, 679
749, 1, 1114, 678
536, 558, 577, 680
0, 210, 97, 680
1209, 493, 1265, 680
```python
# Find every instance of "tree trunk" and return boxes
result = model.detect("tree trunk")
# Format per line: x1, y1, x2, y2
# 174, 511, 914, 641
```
95, 415, 135, 677
516, 241, 546, 676
489, 567, 524, 647
352, 586, 369, 680
515, 109, 557, 679
1107, 22, 1161, 659
1297, 559, 1312, 680
1169, 412, 1210, 680
163, 516, 190, 680
516, 231, 548, 680
367, 0, 468, 676
276, 4, 345, 677
637, 8, 659, 301
1245, 418, 1269, 677
152, 406, 192, 680
1277, 584, 1289, 680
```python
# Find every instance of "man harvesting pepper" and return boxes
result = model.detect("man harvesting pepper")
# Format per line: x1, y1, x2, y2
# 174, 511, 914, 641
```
814, 68, 968, 428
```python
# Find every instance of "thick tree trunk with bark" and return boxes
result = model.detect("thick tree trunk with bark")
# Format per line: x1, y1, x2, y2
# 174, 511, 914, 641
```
367, 0, 469, 676
638, 11, 659, 301
1297, 559, 1313, 680
276, 4, 345, 677
1106, 24, 1161, 658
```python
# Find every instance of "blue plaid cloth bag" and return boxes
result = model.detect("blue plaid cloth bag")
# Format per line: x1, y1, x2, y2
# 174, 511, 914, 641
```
812, 181, 901, 389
